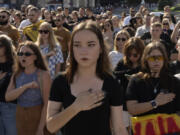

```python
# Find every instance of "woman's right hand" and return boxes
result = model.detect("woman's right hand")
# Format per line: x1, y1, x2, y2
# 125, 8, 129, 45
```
24, 81, 39, 89
155, 92, 175, 106
73, 90, 105, 112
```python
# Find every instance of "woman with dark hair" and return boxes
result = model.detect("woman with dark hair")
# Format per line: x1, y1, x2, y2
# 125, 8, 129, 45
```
126, 41, 180, 117
0, 35, 17, 135
5, 41, 52, 135
114, 37, 145, 130
46, 21, 128, 135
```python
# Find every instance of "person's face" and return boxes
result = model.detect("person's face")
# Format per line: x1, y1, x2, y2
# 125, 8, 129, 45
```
147, 49, 164, 73
144, 15, 151, 25
18, 46, 37, 68
104, 21, 111, 30
0, 44, 5, 57
55, 16, 63, 27
73, 30, 101, 68
162, 21, 169, 30
164, 7, 170, 13
128, 49, 140, 63
39, 26, 50, 39
28, 10, 39, 23
116, 33, 127, 52
44, 10, 51, 19
130, 9, 136, 17
64, 8, 69, 15
79, 8, 85, 16
112, 17, 119, 27
0, 12, 9, 24
150, 26, 162, 38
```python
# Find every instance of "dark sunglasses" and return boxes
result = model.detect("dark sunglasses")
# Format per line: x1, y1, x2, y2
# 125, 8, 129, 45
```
129, 53, 138, 58
163, 23, 169, 26
54, 19, 61, 22
116, 37, 127, 42
147, 55, 163, 62
0, 15, 6, 19
39, 30, 49, 34
17, 52, 34, 57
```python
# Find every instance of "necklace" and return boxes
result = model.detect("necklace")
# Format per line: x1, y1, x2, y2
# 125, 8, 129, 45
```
149, 78, 160, 94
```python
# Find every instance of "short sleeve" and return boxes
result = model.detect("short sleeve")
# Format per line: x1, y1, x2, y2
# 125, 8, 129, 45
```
126, 77, 138, 101
104, 76, 124, 106
49, 74, 67, 102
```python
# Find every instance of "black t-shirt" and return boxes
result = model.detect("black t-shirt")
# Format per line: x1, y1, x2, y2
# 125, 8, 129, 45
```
169, 60, 180, 75
0, 62, 13, 102
126, 75, 180, 117
49, 74, 123, 135
114, 60, 141, 110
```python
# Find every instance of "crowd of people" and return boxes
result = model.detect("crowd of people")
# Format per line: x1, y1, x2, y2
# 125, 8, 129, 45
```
0, 3, 180, 135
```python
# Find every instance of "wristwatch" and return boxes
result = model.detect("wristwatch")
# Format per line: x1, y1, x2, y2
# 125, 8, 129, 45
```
150, 100, 158, 109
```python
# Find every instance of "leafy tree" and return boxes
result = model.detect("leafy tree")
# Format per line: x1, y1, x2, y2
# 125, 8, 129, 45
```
158, 0, 173, 10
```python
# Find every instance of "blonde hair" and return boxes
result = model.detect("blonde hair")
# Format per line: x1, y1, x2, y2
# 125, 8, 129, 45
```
114, 30, 130, 51
36, 22, 57, 51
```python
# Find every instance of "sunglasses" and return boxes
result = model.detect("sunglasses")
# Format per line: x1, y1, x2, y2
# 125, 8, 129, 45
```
129, 53, 138, 58
163, 23, 169, 25
17, 52, 34, 57
147, 55, 163, 62
116, 37, 127, 42
54, 19, 61, 22
0, 15, 6, 19
39, 30, 49, 34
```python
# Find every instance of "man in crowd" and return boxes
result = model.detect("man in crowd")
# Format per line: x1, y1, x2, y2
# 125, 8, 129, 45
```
0, 9, 19, 49
53, 14, 71, 71
123, 8, 136, 26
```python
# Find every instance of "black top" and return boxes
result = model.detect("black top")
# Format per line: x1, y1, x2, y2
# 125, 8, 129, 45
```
114, 60, 141, 110
126, 75, 180, 117
0, 62, 13, 103
169, 60, 180, 75
49, 74, 123, 135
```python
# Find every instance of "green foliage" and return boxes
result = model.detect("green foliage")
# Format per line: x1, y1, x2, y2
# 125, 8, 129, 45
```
158, 0, 173, 10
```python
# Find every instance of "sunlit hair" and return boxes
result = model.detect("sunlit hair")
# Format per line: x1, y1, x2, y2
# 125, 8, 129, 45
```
103, 19, 114, 32
0, 34, 16, 71
123, 37, 145, 67
140, 41, 168, 79
114, 30, 130, 51
151, 22, 162, 29
14, 41, 48, 78
162, 18, 170, 27
66, 20, 112, 83
36, 22, 57, 51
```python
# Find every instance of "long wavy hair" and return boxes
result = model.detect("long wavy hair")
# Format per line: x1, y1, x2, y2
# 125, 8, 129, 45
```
14, 41, 48, 78
66, 20, 112, 83
36, 22, 57, 51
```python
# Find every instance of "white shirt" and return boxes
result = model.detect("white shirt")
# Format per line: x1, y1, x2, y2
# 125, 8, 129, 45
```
135, 25, 150, 37
123, 16, 131, 26
109, 51, 123, 69
19, 19, 31, 30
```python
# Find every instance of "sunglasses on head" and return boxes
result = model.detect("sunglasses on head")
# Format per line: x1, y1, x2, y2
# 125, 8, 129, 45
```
147, 55, 163, 62
39, 30, 49, 34
0, 15, 6, 19
163, 23, 169, 25
17, 52, 34, 57
116, 37, 126, 42
129, 53, 138, 58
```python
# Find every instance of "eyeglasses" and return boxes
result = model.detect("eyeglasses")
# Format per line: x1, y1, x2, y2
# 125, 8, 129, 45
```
38, 30, 49, 34
129, 53, 138, 58
163, 23, 169, 25
0, 15, 6, 19
147, 55, 164, 62
17, 52, 34, 57
116, 37, 127, 42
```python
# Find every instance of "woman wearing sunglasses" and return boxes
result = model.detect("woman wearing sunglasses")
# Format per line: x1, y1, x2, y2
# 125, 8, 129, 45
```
114, 37, 144, 131
5, 41, 52, 135
126, 41, 180, 119
109, 30, 130, 69
0, 35, 17, 135
36, 22, 64, 79
162, 18, 172, 37
46, 21, 128, 135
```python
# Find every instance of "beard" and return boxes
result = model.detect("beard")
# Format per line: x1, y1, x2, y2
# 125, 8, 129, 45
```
0, 20, 8, 25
